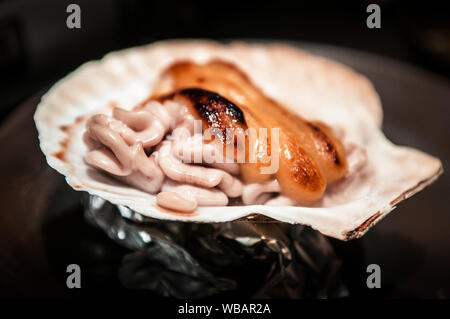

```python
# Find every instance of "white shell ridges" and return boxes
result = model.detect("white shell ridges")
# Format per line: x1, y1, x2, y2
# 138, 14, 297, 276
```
34, 40, 442, 240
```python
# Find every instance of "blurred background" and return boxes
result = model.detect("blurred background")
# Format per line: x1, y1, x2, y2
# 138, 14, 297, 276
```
0, 0, 449, 121
0, 0, 449, 299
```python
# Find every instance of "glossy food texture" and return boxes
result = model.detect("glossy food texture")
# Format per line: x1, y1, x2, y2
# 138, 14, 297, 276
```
153, 60, 348, 202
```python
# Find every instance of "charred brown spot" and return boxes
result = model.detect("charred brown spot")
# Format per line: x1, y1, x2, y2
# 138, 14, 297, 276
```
53, 150, 66, 162
173, 88, 246, 142
157, 88, 247, 143
346, 211, 383, 240
307, 122, 340, 166
60, 115, 85, 133
332, 147, 340, 165
180, 88, 245, 123
290, 159, 322, 191
358, 211, 382, 231
283, 139, 323, 192
390, 194, 403, 205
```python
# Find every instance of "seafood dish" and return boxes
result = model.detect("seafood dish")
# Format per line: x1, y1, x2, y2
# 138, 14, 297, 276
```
34, 40, 442, 240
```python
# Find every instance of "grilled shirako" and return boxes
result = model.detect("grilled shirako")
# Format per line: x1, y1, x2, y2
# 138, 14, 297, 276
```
151, 60, 348, 203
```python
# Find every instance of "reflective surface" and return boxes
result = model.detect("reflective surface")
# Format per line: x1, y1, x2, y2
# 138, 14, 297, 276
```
84, 195, 345, 298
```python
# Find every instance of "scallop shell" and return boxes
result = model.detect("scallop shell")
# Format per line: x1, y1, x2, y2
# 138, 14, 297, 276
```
34, 40, 442, 240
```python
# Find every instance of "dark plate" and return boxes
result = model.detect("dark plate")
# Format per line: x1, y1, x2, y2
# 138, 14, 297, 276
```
0, 42, 448, 298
